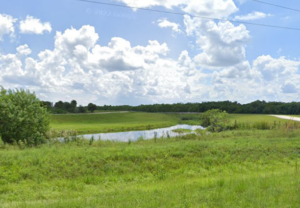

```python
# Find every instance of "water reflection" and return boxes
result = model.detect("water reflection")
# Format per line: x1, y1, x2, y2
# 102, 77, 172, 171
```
80, 124, 204, 142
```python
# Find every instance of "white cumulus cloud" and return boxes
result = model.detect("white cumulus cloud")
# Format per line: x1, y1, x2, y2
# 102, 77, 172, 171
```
20, 16, 52, 34
233, 11, 271, 21
17, 44, 32, 56
157, 19, 182, 34
184, 15, 250, 68
0, 13, 16, 41
0, 25, 206, 105
253, 55, 300, 81
114, 0, 238, 18
210, 55, 300, 102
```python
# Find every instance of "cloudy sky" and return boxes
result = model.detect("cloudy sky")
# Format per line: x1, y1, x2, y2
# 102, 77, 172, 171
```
1, 0, 300, 105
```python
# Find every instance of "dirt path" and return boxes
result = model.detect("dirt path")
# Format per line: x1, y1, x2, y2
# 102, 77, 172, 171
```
270, 115, 300, 121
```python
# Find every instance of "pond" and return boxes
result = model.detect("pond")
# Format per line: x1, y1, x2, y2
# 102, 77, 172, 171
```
78, 124, 204, 142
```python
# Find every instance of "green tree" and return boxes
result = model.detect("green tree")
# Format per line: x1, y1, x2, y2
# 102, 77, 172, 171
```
87, 103, 97, 113
0, 87, 50, 145
71, 100, 77, 113
54, 101, 64, 109
200, 109, 230, 132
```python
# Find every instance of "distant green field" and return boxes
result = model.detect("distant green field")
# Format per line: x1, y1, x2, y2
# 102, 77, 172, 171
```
50, 112, 179, 134
50, 113, 298, 134
229, 114, 286, 122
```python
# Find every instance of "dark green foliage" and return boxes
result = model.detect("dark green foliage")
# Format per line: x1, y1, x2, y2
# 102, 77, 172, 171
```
0, 87, 50, 145
51, 100, 81, 114
54, 100, 64, 109
96, 100, 300, 115
40, 101, 53, 109
78, 105, 86, 113
70, 100, 77, 112
45, 100, 300, 115
87, 103, 97, 113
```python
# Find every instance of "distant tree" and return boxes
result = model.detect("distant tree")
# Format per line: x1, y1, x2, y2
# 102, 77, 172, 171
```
78, 105, 86, 113
71, 100, 77, 113
54, 101, 64, 109
87, 103, 97, 113
41, 101, 53, 109
64, 102, 72, 112
0, 87, 50, 145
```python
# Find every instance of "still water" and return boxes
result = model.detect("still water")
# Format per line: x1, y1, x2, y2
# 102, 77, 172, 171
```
79, 124, 204, 142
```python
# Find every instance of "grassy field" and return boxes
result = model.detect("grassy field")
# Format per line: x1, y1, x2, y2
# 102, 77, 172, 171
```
50, 112, 179, 134
1, 128, 300, 207
174, 113, 289, 124
229, 114, 285, 122
50, 112, 297, 135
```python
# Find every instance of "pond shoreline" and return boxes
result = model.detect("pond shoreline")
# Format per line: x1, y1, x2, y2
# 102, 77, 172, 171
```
73, 124, 205, 142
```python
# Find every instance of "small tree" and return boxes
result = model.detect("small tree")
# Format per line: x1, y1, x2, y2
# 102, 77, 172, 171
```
87, 103, 97, 113
71, 100, 77, 113
0, 87, 50, 145
200, 109, 230, 132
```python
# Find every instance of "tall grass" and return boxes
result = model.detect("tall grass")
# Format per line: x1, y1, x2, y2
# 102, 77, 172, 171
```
1, 128, 300, 207
232, 120, 300, 131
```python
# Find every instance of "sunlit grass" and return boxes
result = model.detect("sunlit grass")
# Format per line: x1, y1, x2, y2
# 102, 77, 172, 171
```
50, 112, 179, 134
229, 114, 285, 122
1, 128, 300, 207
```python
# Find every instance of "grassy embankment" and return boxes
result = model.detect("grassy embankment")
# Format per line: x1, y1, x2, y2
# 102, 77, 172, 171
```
1, 122, 300, 207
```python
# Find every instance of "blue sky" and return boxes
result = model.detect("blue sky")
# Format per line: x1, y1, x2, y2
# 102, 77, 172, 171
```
0, 0, 300, 105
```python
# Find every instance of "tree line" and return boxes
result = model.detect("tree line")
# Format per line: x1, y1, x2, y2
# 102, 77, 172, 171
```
41, 100, 97, 114
97, 100, 300, 115
42, 100, 300, 115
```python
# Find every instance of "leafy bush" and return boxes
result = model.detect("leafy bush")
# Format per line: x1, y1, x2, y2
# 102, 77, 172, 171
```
0, 87, 50, 145
200, 109, 230, 132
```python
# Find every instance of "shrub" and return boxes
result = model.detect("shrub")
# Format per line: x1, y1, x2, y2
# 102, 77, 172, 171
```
0, 87, 50, 145
200, 109, 230, 132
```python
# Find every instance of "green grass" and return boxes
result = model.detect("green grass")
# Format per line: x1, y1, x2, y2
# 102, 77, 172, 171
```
50, 112, 179, 134
229, 114, 300, 130
94, 110, 126, 113
229, 114, 285, 122
1, 129, 300, 207
174, 113, 291, 126
172, 113, 202, 125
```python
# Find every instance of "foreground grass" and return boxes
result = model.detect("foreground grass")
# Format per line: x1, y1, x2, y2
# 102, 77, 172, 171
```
1, 129, 300, 207
50, 112, 179, 134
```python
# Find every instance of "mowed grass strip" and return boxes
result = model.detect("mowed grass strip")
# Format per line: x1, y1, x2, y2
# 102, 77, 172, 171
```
1, 129, 300, 207
50, 112, 179, 134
